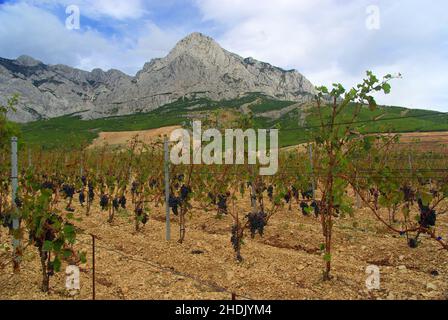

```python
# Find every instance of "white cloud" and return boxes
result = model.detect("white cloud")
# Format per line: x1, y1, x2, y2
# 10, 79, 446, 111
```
24, 0, 146, 20
0, 3, 109, 66
81, 0, 146, 20
371, 58, 448, 111
195, 0, 448, 111
0, 2, 184, 75
1, 0, 447, 111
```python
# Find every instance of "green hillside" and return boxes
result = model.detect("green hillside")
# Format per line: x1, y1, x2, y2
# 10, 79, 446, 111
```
20, 94, 448, 149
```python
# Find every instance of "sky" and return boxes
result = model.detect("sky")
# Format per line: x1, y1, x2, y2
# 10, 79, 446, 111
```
0, 0, 447, 111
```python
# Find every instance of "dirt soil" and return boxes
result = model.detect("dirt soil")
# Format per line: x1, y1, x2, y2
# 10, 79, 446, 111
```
89, 126, 181, 149
89, 128, 448, 154
1, 195, 447, 300
283, 131, 448, 153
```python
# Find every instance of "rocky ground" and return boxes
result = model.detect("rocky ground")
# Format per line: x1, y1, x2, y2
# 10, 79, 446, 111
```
1, 197, 447, 300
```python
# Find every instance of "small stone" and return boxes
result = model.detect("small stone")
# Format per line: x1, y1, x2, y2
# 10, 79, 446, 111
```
387, 292, 395, 300
421, 291, 438, 298
426, 283, 438, 291
430, 270, 439, 277
398, 265, 407, 271
399, 255, 405, 261
361, 246, 367, 250
226, 271, 234, 280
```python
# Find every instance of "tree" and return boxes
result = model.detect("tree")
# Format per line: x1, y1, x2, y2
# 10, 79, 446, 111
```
312, 71, 397, 280
0, 95, 20, 150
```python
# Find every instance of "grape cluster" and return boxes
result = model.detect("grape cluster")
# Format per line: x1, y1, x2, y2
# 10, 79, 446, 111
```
46, 261, 55, 277
88, 183, 95, 201
135, 207, 148, 225
417, 198, 437, 228
283, 192, 291, 204
31, 214, 68, 279
401, 185, 415, 203
29, 213, 61, 249
311, 201, 320, 217
112, 197, 120, 210
369, 187, 379, 203
173, 175, 184, 189
430, 188, 439, 198
418, 178, 431, 186
247, 211, 267, 238
291, 186, 299, 201
254, 183, 266, 195
300, 202, 310, 216
217, 193, 230, 215
267, 185, 274, 202
180, 185, 191, 202
208, 192, 217, 205
408, 238, 418, 248
169, 195, 180, 215
79, 191, 85, 206
369, 188, 379, 198
14, 197, 23, 208
62, 184, 75, 199
301, 189, 313, 200
118, 195, 126, 209
1, 211, 12, 229
100, 195, 109, 211
131, 181, 139, 195
148, 178, 157, 189
41, 181, 55, 191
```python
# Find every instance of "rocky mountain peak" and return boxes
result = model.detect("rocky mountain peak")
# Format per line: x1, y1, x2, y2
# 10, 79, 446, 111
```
2, 33, 316, 123
16, 55, 42, 67
174, 32, 217, 50
167, 32, 223, 61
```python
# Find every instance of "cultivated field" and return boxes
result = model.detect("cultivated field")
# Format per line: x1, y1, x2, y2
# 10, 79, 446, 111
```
89, 126, 181, 149
2, 111, 448, 300
1, 195, 447, 300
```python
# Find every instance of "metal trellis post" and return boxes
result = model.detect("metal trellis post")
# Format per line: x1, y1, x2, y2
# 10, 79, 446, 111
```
11, 137, 21, 273
164, 136, 171, 241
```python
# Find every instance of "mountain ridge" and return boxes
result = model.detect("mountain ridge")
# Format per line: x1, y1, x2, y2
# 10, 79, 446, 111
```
0, 32, 315, 123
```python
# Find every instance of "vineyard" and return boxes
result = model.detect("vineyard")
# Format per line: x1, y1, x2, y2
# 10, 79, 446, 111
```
1, 73, 448, 300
